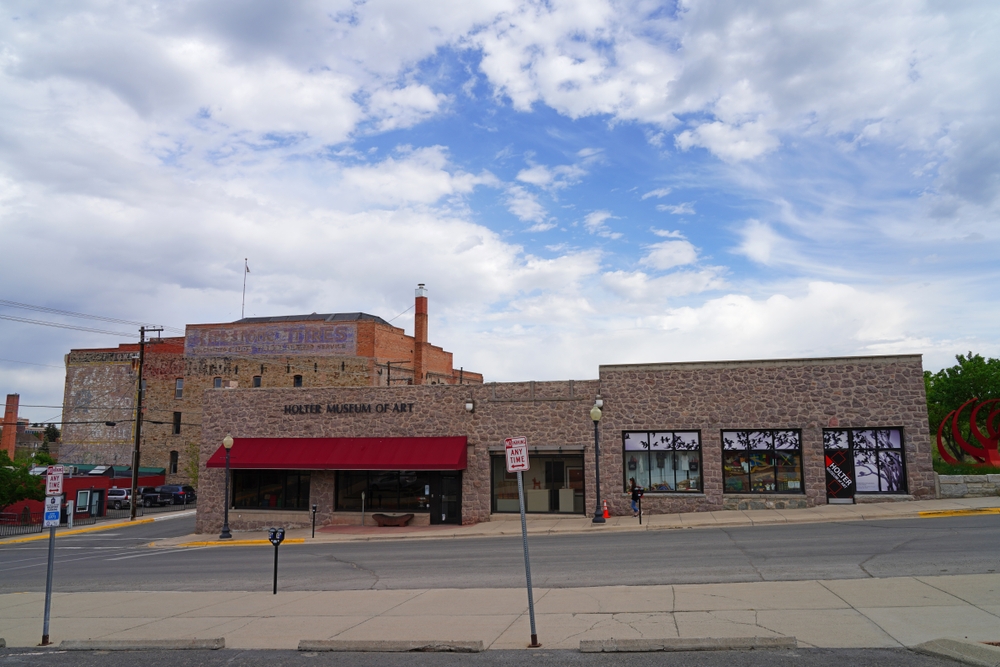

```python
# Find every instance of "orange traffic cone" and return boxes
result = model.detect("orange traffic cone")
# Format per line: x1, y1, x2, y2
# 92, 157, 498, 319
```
602, 499, 609, 519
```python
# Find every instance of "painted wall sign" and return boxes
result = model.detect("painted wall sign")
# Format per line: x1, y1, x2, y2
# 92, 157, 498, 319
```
185, 322, 357, 357
283, 402, 415, 415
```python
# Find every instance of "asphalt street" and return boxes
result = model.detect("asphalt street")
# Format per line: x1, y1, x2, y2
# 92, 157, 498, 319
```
0, 648, 966, 667
1, 514, 997, 593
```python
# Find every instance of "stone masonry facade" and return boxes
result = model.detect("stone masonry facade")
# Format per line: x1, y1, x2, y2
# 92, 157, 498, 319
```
599, 355, 934, 516
195, 354, 933, 534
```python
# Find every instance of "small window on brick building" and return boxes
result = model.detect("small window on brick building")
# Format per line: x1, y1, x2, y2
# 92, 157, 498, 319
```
174, 378, 183, 398
214, 377, 222, 388
253, 375, 262, 388
169, 450, 178, 474
172, 412, 181, 435
293, 374, 303, 387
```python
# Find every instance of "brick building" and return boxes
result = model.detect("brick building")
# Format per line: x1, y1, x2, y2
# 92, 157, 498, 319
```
60, 285, 482, 483
195, 354, 933, 534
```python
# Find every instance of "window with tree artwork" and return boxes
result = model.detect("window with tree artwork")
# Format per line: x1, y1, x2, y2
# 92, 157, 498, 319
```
622, 431, 701, 493
722, 430, 803, 494
823, 428, 906, 493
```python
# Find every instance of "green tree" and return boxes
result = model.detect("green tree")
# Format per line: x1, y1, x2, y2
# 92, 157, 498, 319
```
43, 424, 60, 443
0, 450, 45, 509
925, 352, 1000, 462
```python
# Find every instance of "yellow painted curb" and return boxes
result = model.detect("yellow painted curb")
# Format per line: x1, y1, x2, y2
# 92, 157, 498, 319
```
0, 518, 156, 544
175, 538, 307, 547
918, 508, 1000, 518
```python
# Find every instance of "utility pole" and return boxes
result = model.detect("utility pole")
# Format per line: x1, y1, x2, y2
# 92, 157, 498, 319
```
129, 326, 162, 521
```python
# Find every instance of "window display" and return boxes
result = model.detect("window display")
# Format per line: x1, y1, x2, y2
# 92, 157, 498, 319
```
622, 431, 701, 493
823, 428, 906, 494
490, 454, 585, 513
722, 430, 803, 494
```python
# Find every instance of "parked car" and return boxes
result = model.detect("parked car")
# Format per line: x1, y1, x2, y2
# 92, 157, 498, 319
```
156, 485, 197, 505
106, 488, 131, 510
138, 486, 171, 507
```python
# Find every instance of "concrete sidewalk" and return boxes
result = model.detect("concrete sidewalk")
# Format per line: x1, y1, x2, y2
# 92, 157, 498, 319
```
150, 495, 1000, 548
2, 574, 998, 650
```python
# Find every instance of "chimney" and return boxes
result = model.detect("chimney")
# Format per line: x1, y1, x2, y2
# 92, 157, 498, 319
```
413, 283, 428, 385
2, 394, 19, 459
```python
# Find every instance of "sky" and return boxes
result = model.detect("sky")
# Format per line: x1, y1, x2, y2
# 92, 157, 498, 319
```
1, 0, 998, 425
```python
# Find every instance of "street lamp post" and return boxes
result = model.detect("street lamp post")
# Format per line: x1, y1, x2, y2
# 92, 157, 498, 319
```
219, 434, 234, 540
591, 398, 605, 524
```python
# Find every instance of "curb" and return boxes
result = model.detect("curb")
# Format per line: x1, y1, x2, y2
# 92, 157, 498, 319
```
298, 640, 484, 653
918, 508, 1000, 518
913, 638, 1000, 666
175, 538, 306, 547
0, 518, 157, 545
579, 637, 798, 653
59, 638, 225, 651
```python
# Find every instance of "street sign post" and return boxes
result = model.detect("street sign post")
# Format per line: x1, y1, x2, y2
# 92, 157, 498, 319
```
505, 436, 540, 647
41, 467, 64, 646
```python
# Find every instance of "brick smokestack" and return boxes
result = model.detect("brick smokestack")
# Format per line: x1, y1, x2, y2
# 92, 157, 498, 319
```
2, 394, 18, 459
413, 283, 428, 385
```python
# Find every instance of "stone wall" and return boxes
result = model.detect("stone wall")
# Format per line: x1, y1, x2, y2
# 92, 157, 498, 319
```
196, 380, 599, 534
194, 355, 934, 534
598, 355, 934, 516
937, 474, 1000, 498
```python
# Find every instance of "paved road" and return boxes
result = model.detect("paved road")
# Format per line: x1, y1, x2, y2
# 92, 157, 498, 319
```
0, 648, 962, 667
2, 514, 997, 592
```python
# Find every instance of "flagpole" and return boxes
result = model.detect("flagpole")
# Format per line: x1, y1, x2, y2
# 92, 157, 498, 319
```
241, 258, 248, 319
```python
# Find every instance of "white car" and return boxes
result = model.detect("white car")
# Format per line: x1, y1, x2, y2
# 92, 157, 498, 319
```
106, 488, 131, 510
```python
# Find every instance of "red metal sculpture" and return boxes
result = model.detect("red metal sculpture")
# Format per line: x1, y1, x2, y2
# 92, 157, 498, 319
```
937, 397, 1000, 466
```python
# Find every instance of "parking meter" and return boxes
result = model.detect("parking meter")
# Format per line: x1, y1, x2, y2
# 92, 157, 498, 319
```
268, 527, 285, 594
311, 504, 317, 538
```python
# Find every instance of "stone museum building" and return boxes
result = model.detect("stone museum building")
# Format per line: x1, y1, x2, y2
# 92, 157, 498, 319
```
59, 285, 482, 483
195, 353, 934, 534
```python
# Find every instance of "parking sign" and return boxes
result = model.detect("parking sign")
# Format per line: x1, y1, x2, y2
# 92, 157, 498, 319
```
505, 436, 529, 472
45, 466, 64, 496
43, 495, 61, 528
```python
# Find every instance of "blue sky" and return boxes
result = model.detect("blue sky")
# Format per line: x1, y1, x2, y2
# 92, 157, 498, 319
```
1, 0, 998, 424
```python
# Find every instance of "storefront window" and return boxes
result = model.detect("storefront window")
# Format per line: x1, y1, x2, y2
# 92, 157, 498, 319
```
335, 471, 433, 512
722, 430, 803, 494
233, 470, 311, 510
623, 431, 702, 493
823, 428, 906, 494
490, 454, 585, 513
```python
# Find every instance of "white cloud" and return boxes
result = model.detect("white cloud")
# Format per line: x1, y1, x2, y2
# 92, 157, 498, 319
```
583, 210, 622, 239
656, 202, 695, 215
515, 162, 587, 190
733, 219, 787, 265
642, 188, 672, 199
367, 85, 450, 132
339, 146, 497, 207
639, 240, 699, 271
505, 185, 547, 223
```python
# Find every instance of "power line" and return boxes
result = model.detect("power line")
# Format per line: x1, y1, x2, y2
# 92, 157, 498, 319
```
0, 358, 64, 369
0, 313, 139, 338
0, 299, 184, 334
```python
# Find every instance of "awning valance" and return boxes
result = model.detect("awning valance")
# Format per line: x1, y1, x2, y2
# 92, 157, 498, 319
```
205, 437, 468, 471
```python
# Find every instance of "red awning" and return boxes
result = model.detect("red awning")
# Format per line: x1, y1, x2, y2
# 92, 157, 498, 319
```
205, 437, 468, 471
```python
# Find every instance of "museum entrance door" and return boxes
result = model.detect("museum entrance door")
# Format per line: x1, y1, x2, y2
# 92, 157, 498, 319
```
429, 472, 462, 524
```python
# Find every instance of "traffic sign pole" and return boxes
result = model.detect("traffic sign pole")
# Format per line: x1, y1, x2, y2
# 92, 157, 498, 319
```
41, 468, 64, 646
506, 436, 539, 648
41, 525, 55, 645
